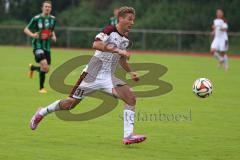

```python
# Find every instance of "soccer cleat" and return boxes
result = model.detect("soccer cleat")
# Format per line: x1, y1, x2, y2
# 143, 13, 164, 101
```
123, 133, 147, 145
30, 108, 44, 130
39, 88, 47, 93
28, 64, 34, 78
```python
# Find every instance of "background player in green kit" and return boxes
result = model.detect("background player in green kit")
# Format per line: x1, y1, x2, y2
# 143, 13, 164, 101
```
108, 8, 119, 26
24, 1, 57, 93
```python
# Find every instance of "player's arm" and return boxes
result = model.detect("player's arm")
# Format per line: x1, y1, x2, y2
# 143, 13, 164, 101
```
92, 40, 130, 58
24, 18, 39, 39
51, 31, 57, 42
51, 18, 57, 42
210, 24, 215, 37
212, 24, 215, 30
220, 28, 227, 32
119, 56, 139, 81
24, 27, 39, 39
220, 23, 228, 32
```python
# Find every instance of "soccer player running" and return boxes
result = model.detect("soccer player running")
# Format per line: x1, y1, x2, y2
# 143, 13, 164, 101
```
29, 6, 146, 145
210, 9, 229, 70
24, 1, 57, 93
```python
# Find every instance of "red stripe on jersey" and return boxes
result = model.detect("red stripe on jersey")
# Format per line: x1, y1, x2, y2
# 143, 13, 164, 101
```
94, 38, 102, 41
102, 25, 116, 35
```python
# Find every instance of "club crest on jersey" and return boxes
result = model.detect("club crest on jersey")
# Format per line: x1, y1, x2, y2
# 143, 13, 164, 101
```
38, 22, 43, 29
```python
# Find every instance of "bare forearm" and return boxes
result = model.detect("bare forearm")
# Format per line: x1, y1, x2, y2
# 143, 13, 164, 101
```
92, 41, 120, 53
220, 28, 227, 32
122, 62, 132, 72
52, 31, 56, 37
51, 31, 57, 42
92, 41, 130, 58
120, 57, 132, 72
24, 27, 34, 38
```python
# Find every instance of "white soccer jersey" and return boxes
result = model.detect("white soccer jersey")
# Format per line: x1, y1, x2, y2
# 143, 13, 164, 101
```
213, 18, 228, 40
211, 18, 228, 52
86, 25, 130, 79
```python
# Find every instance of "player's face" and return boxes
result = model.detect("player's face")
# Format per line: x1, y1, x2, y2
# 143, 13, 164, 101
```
42, 3, 52, 15
114, 9, 119, 17
216, 10, 223, 19
119, 13, 135, 34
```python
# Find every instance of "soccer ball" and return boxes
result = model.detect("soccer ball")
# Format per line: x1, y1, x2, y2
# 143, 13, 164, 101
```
192, 78, 213, 98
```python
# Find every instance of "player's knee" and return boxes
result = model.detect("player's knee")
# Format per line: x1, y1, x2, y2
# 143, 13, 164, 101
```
41, 66, 49, 73
127, 95, 136, 106
210, 50, 215, 54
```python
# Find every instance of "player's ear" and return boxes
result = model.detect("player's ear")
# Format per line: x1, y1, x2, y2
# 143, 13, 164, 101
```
118, 16, 123, 23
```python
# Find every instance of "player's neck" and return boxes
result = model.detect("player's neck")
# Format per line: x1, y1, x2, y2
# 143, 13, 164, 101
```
42, 13, 50, 17
116, 24, 126, 36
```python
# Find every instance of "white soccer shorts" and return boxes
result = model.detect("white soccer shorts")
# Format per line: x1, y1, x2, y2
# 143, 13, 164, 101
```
70, 72, 126, 99
211, 38, 228, 52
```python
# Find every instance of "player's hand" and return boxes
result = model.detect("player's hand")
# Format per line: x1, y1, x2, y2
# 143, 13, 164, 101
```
32, 32, 39, 39
51, 35, 57, 42
129, 71, 139, 82
118, 49, 131, 59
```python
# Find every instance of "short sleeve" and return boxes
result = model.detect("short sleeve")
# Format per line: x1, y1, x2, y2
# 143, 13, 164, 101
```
27, 18, 36, 30
95, 32, 110, 42
213, 20, 217, 26
94, 25, 115, 42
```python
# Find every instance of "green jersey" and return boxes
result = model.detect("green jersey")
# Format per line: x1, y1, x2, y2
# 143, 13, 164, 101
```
27, 14, 56, 52
108, 16, 117, 26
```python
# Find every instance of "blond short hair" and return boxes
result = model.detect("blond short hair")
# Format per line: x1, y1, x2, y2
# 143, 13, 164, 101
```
118, 6, 135, 19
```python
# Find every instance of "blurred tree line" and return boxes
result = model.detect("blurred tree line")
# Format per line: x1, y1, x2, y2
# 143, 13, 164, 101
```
1, 0, 239, 31
0, 0, 80, 24
0, 0, 239, 52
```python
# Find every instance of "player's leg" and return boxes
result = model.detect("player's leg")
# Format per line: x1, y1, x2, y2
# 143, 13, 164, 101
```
219, 51, 228, 70
112, 85, 146, 145
30, 49, 49, 92
211, 48, 223, 62
223, 53, 228, 70
221, 40, 229, 70
211, 48, 218, 59
38, 59, 49, 93
211, 39, 224, 66
38, 51, 51, 93
28, 50, 41, 78
40, 97, 81, 116
30, 72, 92, 130
28, 63, 40, 78
30, 97, 81, 130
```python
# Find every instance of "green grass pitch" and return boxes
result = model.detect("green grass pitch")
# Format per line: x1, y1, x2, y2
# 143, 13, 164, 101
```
0, 46, 239, 160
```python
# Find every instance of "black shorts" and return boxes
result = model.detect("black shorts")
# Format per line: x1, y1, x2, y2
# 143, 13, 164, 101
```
33, 49, 51, 65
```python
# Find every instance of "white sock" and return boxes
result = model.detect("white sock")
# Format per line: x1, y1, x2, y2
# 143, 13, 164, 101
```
39, 100, 61, 116
123, 108, 135, 138
223, 54, 229, 70
214, 52, 223, 61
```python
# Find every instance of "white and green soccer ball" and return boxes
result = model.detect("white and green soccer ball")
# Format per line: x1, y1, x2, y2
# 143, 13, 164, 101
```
192, 78, 213, 98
